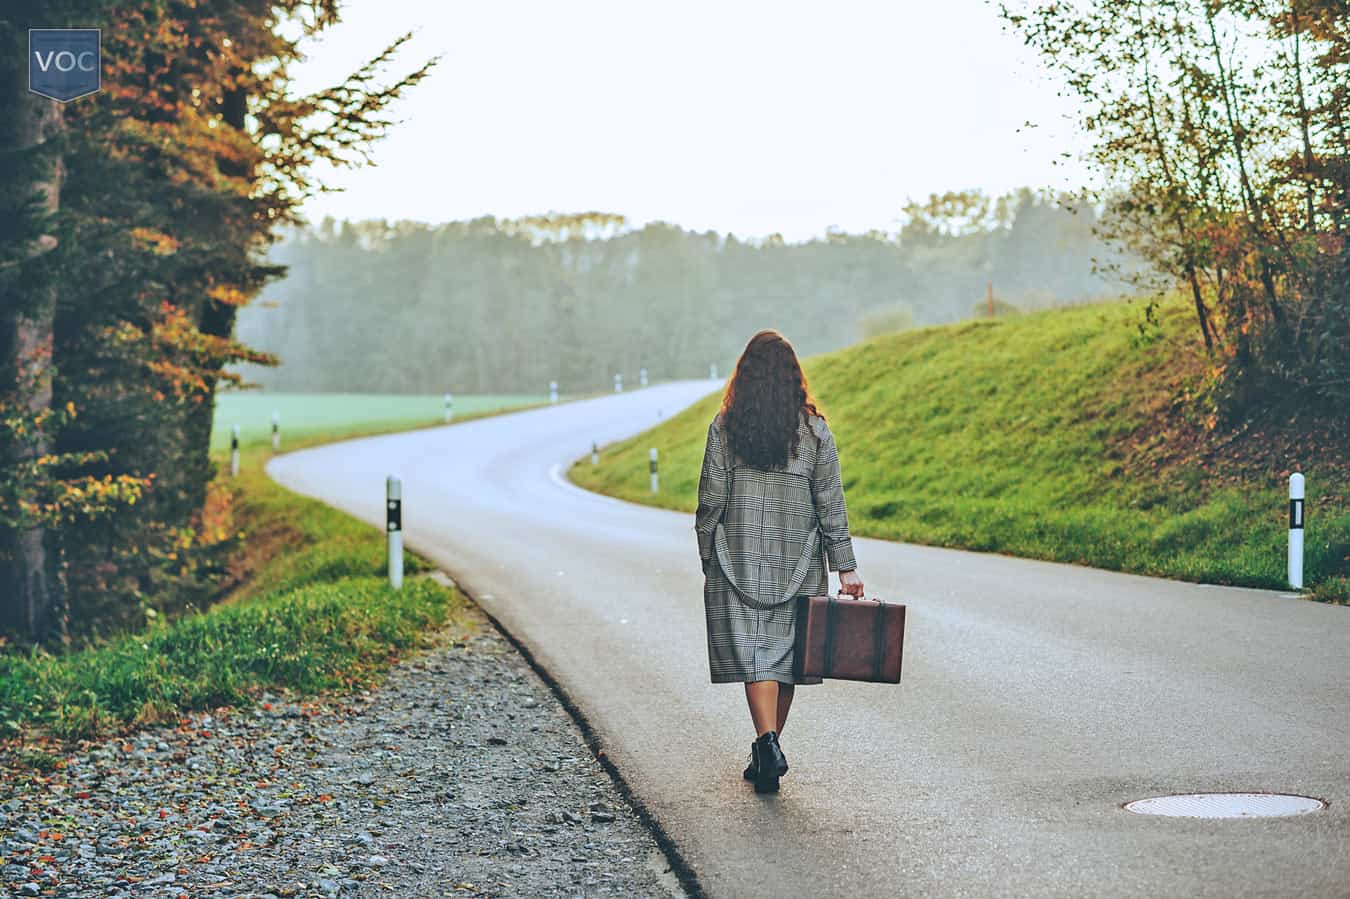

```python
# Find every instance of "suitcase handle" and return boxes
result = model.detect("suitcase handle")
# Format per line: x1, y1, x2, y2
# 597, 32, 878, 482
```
834, 591, 883, 603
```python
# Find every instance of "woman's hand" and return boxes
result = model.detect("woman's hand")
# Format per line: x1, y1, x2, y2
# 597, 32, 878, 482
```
838, 568, 864, 597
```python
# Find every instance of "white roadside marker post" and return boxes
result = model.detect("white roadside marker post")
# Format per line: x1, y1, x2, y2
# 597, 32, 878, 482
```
387, 475, 403, 590
650, 447, 659, 493
710, 362, 718, 379
1289, 472, 1305, 590
444, 393, 454, 423
640, 367, 648, 387
591, 441, 599, 465
271, 410, 280, 451
230, 424, 240, 477
614, 372, 623, 393
549, 381, 558, 404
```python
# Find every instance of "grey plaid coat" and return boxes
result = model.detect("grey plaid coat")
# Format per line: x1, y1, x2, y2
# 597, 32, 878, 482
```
694, 408, 858, 685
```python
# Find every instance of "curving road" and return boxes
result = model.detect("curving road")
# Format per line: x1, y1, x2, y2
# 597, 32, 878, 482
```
267, 380, 1350, 898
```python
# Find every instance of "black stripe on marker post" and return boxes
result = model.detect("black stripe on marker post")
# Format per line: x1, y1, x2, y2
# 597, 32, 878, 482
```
385, 475, 403, 590
1289, 499, 1304, 530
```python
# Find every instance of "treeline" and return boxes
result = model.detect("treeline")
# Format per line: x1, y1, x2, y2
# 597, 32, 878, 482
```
232, 190, 1144, 395
0, 2, 434, 646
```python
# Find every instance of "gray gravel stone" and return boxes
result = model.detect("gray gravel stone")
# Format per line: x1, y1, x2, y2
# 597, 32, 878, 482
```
0, 587, 685, 897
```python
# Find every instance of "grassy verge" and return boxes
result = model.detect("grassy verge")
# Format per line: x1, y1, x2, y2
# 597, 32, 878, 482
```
570, 294, 1348, 601
0, 395, 550, 756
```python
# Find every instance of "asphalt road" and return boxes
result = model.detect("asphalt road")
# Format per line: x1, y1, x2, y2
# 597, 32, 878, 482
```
266, 380, 1350, 898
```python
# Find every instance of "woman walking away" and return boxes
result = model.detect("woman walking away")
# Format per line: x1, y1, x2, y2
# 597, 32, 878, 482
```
694, 329, 864, 794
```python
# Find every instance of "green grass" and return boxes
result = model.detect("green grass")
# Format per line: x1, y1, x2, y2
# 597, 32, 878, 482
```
211, 390, 552, 452
0, 392, 554, 747
0, 573, 463, 743
570, 294, 1349, 597
0, 440, 474, 744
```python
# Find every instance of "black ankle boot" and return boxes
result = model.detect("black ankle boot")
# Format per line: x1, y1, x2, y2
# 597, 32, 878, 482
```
751, 731, 788, 792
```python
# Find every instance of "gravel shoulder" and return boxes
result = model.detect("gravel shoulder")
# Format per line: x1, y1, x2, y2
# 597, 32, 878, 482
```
0, 573, 686, 899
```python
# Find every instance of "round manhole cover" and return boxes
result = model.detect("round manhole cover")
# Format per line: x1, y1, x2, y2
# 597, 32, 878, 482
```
1124, 792, 1326, 818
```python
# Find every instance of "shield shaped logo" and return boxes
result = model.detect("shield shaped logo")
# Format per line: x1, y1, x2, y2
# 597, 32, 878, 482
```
29, 29, 101, 102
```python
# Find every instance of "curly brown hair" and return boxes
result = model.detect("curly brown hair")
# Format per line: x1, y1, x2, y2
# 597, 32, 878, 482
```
718, 329, 825, 468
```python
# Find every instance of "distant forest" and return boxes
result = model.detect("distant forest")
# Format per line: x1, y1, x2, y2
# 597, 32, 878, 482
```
232, 188, 1147, 395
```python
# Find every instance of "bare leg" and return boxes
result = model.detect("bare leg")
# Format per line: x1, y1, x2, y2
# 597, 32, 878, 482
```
776, 683, 795, 735
744, 681, 780, 736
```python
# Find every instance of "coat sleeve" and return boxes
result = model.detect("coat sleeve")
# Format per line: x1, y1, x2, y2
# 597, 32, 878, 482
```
811, 424, 858, 572
694, 418, 729, 574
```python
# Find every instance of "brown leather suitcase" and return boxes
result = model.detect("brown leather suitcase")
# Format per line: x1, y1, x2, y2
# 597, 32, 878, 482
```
793, 593, 905, 683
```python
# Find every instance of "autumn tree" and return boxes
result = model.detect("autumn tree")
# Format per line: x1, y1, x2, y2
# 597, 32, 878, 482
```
1, 1, 436, 645
1002, 0, 1350, 415
1, 1, 156, 646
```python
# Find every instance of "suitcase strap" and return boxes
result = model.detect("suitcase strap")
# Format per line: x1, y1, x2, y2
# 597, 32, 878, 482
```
823, 598, 839, 675
872, 601, 887, 681
822, 596, 889, 680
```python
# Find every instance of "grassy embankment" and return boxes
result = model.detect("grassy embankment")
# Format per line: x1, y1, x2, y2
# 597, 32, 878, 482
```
0, 392, 551, 760
571, 294, 1349, 601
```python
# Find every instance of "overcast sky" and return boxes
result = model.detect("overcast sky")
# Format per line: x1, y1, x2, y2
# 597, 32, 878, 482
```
286, 0, 1094, 243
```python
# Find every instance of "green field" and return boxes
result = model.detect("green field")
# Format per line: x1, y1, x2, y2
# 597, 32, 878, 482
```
210, 391, 551, 451
570, 294, 1348, 599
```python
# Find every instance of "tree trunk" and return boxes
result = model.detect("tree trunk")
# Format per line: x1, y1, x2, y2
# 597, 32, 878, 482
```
1137, 3, 1215, 353
0, 62, 69, 646
1289, 9, 1317, 234
1205, 8, 1285, 329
